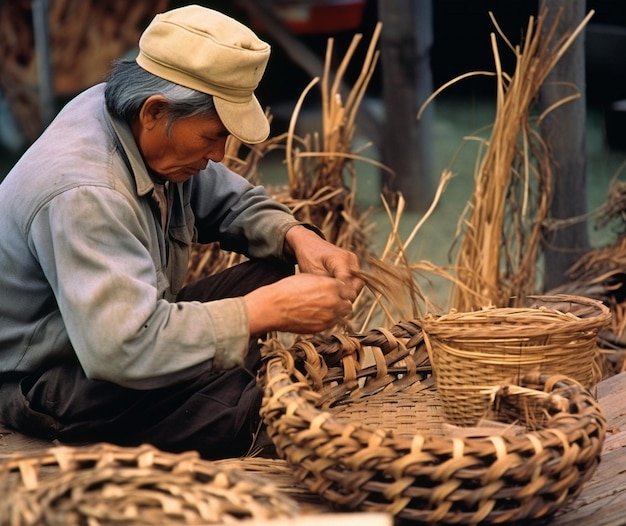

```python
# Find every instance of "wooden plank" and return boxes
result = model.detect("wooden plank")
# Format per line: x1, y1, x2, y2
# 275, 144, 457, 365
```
0, 426, 53, 457
597, 368, 626, 429
551, 371, 626, 525
552, 431, 626, 525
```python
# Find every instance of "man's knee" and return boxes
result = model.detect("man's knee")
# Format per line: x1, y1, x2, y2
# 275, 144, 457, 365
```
177, 258, 295, 302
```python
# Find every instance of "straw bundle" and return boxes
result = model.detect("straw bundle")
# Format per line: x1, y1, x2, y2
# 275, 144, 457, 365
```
184, 25, 434, 332
279, 23, 385, 245
419, 9, 594, 311
185, 26, 385, 290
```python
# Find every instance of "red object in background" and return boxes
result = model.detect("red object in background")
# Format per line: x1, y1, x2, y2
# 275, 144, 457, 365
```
261, 1, 366, 34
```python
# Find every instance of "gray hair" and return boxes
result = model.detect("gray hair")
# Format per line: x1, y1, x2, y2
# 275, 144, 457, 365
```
104, 59, 217, 135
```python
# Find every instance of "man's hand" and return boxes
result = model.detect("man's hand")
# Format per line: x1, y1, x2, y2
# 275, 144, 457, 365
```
284, 225, 364, 296
245, 273, 356, 335
244, 225, 364, 335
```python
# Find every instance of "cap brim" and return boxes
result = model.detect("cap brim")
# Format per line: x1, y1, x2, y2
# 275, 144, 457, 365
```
213, 95, 269, 145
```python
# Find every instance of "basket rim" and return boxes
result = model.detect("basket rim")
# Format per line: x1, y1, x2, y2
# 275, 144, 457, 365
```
419, 293, 611, 336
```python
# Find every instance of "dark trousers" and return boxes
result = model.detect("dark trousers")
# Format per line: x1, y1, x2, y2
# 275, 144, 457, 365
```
0, 259, 293, 459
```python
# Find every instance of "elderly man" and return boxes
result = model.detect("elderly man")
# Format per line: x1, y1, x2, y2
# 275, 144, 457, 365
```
0, 5, 362, 459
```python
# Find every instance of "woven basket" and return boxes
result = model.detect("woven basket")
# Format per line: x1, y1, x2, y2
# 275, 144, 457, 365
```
0, 443, 300, 525
260, 322, 607, 525
421, 294, 611, 426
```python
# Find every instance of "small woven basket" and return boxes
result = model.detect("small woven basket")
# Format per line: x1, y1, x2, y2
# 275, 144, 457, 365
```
0, 443, 300, 525
420, 294, 611, 426
260, 321, 607, 525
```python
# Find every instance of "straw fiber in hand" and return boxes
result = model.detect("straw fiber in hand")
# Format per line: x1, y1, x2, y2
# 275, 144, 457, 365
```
421, 294, 611, 426
0, 443, 299, 525
260, 321, 607, 525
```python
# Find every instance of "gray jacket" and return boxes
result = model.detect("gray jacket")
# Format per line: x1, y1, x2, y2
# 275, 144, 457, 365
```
0, 84, 301, 389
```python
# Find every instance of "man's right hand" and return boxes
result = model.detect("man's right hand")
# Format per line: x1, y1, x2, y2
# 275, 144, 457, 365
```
244, 273, 356, 335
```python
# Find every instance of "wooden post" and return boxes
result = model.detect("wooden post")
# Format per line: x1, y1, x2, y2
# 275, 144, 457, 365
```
539, 0, 590, 290
377, 0, 434, 210
32, 0, 55, 129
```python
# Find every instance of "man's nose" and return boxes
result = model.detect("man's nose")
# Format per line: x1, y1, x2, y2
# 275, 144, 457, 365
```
205, 138, 227, 163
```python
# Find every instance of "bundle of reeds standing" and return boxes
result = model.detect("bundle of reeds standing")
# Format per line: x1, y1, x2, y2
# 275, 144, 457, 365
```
185, 23, 427, 330
185, 26, 384, 281
268, 23, 385, 260
418, 9, 593, 312
412, 9, 616, 416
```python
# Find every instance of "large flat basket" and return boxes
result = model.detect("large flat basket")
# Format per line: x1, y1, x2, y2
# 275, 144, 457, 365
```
260, 321, 607, 525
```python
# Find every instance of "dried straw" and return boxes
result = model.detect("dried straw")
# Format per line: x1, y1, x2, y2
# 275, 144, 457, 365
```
184, 24, 436, 334
419, 8, 594, 311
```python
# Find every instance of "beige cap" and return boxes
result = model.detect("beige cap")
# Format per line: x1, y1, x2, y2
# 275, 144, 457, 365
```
136, 5, 271, 144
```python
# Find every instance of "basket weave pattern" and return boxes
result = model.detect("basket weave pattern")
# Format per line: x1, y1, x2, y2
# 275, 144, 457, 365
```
421, 294, 611, 426
260, 322, 607, 524
0, 443, 300, 525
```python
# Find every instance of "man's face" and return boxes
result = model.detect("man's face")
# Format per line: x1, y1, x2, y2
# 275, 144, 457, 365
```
135, 98, 230, 183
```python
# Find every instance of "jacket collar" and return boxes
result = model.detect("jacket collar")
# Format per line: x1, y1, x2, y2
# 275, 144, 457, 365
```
105, 109, 155, 198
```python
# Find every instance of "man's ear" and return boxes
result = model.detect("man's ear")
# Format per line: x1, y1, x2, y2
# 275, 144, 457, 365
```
138, 95, 168, 130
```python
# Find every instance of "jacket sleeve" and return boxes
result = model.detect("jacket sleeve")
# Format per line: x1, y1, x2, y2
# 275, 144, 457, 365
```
189, 162, 302, 259
29, 185, 250, 389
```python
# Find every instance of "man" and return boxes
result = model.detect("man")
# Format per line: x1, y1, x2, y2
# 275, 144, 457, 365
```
0, 5, 363, 459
